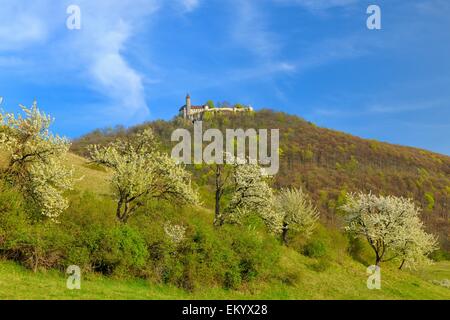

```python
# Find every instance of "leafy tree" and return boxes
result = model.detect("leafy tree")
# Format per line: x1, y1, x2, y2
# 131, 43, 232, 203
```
274, 188, 319, 245
395, 217, 438, 269
217, 101, 232, 108
0, 101, 74, 220
216, 162, 281, 234
211, 162, 232, 226
424, 192, 435, 210
89, 129, 199, 223
342, 192, 437, 267
206, 100, 215, 109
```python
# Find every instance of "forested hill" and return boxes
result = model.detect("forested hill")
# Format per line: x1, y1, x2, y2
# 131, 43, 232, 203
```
71, 110, 450, 251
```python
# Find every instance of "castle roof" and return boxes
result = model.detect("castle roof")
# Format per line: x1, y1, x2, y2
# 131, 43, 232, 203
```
179, 105, 207, 112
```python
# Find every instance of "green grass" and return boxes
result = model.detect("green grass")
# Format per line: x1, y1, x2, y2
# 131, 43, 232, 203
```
65, 153, 111, 196
1, 152, 111, 196
0, 151, 449, 300
1, 253, 449, 300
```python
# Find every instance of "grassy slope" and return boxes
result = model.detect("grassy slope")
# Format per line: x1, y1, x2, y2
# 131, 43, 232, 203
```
0, 153, 449, 300
1, 257, 449, 300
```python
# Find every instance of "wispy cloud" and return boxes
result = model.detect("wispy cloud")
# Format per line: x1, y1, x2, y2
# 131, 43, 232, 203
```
0, 0, 161, 121
179, 0, 201, 12
228, 0, 369, 84
274, 0, 358, 11
66, 0, 160, 120
367, 100, 450, 114
233, 0, 280, 59
0, 2, 50, 50
314, 99, 450, 118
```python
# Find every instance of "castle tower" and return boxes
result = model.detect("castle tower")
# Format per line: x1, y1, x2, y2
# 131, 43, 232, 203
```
186, 93, 191, 119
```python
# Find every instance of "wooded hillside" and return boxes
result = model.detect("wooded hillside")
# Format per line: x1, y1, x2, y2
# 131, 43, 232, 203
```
71, 110, 450, 251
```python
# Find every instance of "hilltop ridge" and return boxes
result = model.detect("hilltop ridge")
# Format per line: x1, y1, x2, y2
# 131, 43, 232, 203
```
71, 109, 450, 251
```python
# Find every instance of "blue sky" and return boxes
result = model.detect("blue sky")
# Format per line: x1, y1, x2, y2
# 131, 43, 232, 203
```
0, 0, 449, 155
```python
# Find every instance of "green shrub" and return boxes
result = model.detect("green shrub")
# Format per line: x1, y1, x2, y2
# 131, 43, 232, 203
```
303, 239, 327, 258
87, 225, 148, 276
0, 182, 70, 271
347, 235, 372, 265
0, 182, 284, 291
308, 258, 331, 272
62, 194, 148, 276
424, 192, 435, 210
430, 249, 450, 262
224, 268, 242, 290
137, 209, 280, 291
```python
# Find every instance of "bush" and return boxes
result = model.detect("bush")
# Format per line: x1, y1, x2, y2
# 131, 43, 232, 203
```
430, 249, 450, 262
135, 209, 280, 291
62, 193, 148, 276
86, 225, 148, 276
303, 239, 327, 258
307, 258, 331, 272
0, 184, 282, 291
1, 189, 149, 276
0, 182, 70, 271
347, 235, 372, 265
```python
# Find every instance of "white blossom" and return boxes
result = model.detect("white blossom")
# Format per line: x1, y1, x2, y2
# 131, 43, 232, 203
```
220, 162, 282, 234
342, 192, 438, 268
164, 222, 187, 245
274, 187, 319, 244
89, 128, 199, 222
0, 101, 74, 220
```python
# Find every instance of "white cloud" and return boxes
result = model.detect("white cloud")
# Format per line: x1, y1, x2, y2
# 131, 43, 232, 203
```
179, 0, 201, 12
233, 0, 279, 59
314, 99, 450, 118
367, 100, 449, 114
275, 0, 358, 11
63, 0, 161, 120
0, 2, 51, 50
0, 0, 165, 122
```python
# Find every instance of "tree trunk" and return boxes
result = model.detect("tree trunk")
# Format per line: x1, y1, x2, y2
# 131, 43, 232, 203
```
116, 199, 130, 223
282, 223, 289, 245
375, 255, 381, 267
399, 259, 406, 270
214, 165, 223, 226
116, 200, 124, 221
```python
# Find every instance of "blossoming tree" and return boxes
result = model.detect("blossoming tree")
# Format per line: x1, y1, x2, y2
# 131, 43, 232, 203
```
274, 188, 319, 245
89, 129, 199, 223
215, 162, 282, 234
0, 101, 74, 220
342, 192, 437, 268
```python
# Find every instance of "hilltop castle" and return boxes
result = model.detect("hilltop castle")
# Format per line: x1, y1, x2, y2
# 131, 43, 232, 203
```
179, 94, 253, 121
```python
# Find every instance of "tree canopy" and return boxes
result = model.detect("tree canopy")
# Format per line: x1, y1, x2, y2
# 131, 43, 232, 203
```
0, 101, 74, 220
89, 128, 199, 223
342, 192, 437, 268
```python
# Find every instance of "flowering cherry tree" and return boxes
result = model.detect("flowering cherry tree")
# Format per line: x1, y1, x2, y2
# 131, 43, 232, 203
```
274, 188, 319, 245
216, 162, 282, 234
394, 215, 437, 269
0, 101, 74, 220
342, 192, 437, 268
89, 129, 199, 223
